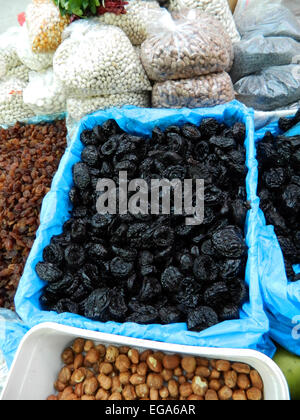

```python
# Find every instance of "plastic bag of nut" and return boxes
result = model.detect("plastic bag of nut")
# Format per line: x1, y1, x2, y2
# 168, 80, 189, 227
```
25, 0, 70, 53
67, 92, 150, 121
140, 9, 234, 82
0, 28, 22, 79
152, 72, 235, 109
97, 0, 161, 46
23, 68, 66, 116
168, 0, 241, 43
171, 8, 234, 72
0, 78, 34, 126
16, 26, 54, 72
54, 21, 152, 97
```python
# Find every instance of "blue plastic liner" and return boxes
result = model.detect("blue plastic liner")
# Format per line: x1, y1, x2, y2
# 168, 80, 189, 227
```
12, 101, 275, 360
254, 118, 300, 356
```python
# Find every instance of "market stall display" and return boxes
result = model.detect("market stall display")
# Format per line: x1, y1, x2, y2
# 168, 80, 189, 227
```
0, 120, 67, 310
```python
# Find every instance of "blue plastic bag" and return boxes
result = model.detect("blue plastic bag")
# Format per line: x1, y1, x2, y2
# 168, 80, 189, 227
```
254, 118, 300, 356
14, 101, 275, 357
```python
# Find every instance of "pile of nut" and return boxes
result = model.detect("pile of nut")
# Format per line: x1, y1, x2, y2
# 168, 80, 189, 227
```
0, 120, 67, 309
152, 73, 235, 109
47, 339, 264, 400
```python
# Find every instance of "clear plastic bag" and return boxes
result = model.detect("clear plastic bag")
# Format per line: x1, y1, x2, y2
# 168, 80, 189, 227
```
67, 92, 150, 121
0, 77, 34, 125
26, 0, 70, 53
152, 72, 235, 108
141, 9, 233, 82
54, 21, 151, 96
16, 26, 54, 72
171, 8, 234, 71
0, 27, 22, 79
97, 0, 161, 46
230, 36, 300, 83
5, 64, 30, 84
23, 68, 66, 116
168, 0, 241, 43
234, 0, 300, 41
234, 65, 300, 112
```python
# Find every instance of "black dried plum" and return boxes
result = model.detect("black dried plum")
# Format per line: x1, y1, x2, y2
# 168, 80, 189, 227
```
187, 307, 219, 332
138, 277, 162, 302
159, 306, 182, 324
230, 199, 249, 228
52, 299, 79, 315
178, 253, 194, 274
80, 130, 98, 146
126, 305, 159, 324
161, 266, 183, 292
79, 264, 100, 290
263, 167, 287, 190
193, 255, 218, 283
71, 219, 87, 243
109, 290, 128, 321
42, 243, 64, 265
72, 162, 90, 190
212, 226, 247, 259
139, 251, 154, 266
81, 145, 99, 167
110, 257, 133, 278
220, 258, 244, 281
102, 119, 123, 137
209, 136, 236, 150
203, 282, 229, 309
64, 244, 85, 267
90, 213, 113, 234
229, 279, 248, 306
36, 262, 62, 283
86, 242, 109, 262
82, 288, 111, 321
153, 226, 174, 248
101, 136, 119, 156
181, 124, 201, 141
199, 118, 221, 139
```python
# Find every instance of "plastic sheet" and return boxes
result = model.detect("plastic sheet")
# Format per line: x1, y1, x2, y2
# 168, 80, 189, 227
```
254, 117, 300, 356
14, 102, 275, 358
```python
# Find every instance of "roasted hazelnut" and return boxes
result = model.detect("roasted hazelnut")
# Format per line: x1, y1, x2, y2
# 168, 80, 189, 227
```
97, 373, 112, 390
84, 340, 95, 352
58, 367, 71, 385
122, 385, 137, 400
83, 377, 99, 396
106, 346, 120, 363
61, 348, 74, 365
147, 373, 163, 390
181, 357, 196, 373
147, 355, 162, 373
72, 338, 85, 354
128, 349, 139, 364
115, 355, 131, 372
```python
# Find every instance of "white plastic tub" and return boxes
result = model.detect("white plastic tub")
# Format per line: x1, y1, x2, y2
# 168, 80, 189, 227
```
0, 322, 290, 400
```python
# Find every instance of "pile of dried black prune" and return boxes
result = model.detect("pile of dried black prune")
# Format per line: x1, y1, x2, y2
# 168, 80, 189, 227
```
257, 111, 300, 282
36, 118, 250, 331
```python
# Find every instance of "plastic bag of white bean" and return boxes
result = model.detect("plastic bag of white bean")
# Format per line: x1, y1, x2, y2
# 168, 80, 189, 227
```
97, 0, 161, 46
0, 28, 22, 79
152, 72, 235, 108
23, 68, 66, 116
26, 0, 70, 53
140, 9, 233, 82
0, 78, 34, 125
67, 92, 150, 121
4, 65, 30, 84
54, 21, 151, 97
16, 26, 54, 72
168, 0, 241, 43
